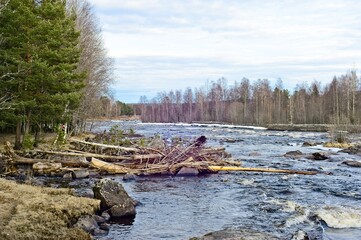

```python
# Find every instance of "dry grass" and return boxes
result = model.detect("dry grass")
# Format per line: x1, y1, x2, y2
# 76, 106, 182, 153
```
0, 178, 100, 240
323, 142, 353, 148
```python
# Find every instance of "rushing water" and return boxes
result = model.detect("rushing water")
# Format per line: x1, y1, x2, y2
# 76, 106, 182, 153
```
91, 121, 361, 240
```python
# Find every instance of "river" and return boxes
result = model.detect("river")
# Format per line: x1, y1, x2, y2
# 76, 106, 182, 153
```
91, 121, 361, 240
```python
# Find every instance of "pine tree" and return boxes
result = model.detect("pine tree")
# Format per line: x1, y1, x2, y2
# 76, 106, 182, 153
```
0, 0, 85, 148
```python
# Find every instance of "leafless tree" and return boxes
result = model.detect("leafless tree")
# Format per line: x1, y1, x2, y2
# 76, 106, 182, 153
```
68, 0, 113, 132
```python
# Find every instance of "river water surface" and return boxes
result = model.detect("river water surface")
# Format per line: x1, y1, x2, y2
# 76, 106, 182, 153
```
92, 121, 361, 240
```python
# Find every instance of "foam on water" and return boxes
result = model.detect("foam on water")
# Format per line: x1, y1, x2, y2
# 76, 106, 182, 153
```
317, 206, 361, 228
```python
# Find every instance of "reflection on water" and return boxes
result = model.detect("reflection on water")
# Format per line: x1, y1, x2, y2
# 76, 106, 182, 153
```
92, 121, 361, 240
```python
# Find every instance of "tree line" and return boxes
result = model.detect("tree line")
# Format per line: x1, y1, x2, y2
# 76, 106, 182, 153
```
0, 0, 113, 149
136, 71, 360, 126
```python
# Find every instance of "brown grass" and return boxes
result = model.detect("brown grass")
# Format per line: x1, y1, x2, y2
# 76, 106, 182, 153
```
0, 178, 100, 240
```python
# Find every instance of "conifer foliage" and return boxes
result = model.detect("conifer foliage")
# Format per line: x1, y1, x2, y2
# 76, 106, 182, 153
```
0, 0, 85, 148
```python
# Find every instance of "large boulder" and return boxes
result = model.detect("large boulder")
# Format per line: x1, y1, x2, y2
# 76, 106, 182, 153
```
192, 228, 279, 240
93, 179, 136, 218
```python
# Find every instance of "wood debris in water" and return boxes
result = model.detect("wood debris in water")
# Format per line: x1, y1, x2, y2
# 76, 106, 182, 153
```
2, 135, 319, 176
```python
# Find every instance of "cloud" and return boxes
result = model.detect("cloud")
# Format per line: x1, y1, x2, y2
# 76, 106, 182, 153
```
88, 0, 361, 102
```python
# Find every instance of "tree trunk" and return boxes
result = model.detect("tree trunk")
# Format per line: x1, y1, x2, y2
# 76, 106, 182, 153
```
14, 120, 22, 150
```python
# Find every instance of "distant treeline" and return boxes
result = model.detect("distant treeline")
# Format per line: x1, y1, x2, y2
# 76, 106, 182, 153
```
136, 71, 360, 125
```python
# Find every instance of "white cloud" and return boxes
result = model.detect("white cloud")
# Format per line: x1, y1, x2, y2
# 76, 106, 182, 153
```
88, 0, 361, 102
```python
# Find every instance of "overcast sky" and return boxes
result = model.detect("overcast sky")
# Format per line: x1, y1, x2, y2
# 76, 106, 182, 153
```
89, 0, 361, 103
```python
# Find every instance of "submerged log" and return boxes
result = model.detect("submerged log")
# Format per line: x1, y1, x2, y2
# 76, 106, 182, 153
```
207, 166, 318, 175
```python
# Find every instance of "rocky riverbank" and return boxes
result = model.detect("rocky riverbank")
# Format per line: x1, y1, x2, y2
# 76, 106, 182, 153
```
0, 177, 137, 239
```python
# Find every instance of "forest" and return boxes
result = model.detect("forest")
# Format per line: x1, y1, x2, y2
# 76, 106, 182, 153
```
1, 0, 360, 151
136, 72, 360, 126
0, 0, 128, 149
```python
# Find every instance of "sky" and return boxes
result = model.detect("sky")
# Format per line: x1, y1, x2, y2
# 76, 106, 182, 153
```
88, 0, 361, 103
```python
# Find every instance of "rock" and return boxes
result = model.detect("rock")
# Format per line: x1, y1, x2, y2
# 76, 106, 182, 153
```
71, 169, 90, 179
63, 172, 73, 179
93, 179, 136, 217
340, 145, 361, 155
99, 223, 110, 231
108, 203, 136, 218
193, 228, 279, 240
101, 211, 111, 221
92, 215, 106, 224
284, 150, 303, 158
312, 152, 329, 160
302, 141, 319, 147
342, 160, 361, 167
93, 228, 108, 236
74, 216, 98, 234
176, 167, 199, 176
123, 173, 137, 181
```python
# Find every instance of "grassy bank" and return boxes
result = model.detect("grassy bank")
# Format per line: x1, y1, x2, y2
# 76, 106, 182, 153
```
0, 178, 99, 240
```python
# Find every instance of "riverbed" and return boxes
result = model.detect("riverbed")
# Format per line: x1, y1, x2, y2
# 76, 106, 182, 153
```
91, 121, 361, 240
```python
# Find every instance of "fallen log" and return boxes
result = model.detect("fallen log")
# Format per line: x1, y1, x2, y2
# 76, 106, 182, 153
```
32, 149, 133, 161
69, 138, 141, 153
207, 166, 318, 175
4, 142, 89, 167
90, 157, 132, 174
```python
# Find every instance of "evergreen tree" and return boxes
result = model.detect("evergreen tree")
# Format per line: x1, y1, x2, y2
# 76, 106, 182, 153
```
0, 0, 84, 148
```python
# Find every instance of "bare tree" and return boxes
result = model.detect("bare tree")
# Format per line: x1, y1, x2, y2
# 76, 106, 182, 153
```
68, 0, 113, 132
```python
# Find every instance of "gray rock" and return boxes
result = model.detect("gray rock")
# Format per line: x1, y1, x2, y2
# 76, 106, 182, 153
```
284, 150, 303, 157
93, 228, 108, 236
93, 179, 136, 219
342, 160, 361, 167
74, 216, 98, 234
101, 211, 111, 221
176, 167, 199, 176
99, 223, 110, 231
108, 202, 136, 218
71, 169, 90, 179
63, 172, 73, 179
123, 173, 137, 181
92, 214, 106, 224
193, 228, 279, 240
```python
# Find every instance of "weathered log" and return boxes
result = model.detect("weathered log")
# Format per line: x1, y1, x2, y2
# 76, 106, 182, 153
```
4, 142, 90, 167
33, 149, 132, 161
207, 166, 318, 175
90, 158, 132, 174
132, 153, 163, 161
69, 138, 141, 153
33, 162, 62, 175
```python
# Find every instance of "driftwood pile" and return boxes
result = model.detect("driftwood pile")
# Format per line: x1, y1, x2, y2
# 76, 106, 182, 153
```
2, 135, 318, 178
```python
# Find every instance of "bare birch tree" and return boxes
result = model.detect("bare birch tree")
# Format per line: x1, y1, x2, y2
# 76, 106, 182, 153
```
68, 0, 113, 133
